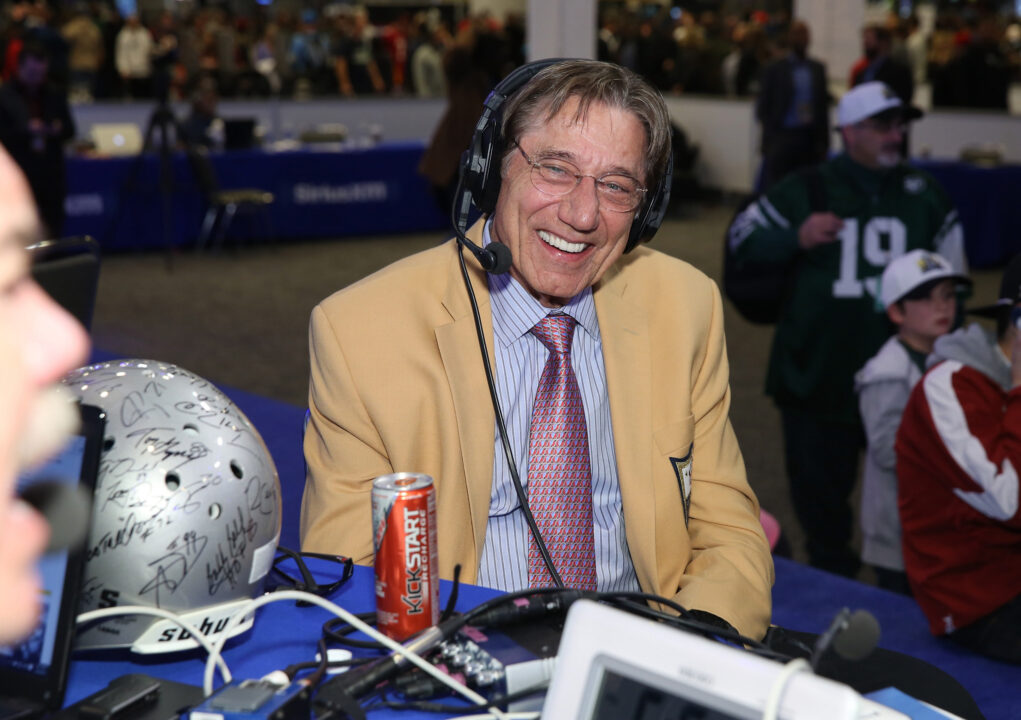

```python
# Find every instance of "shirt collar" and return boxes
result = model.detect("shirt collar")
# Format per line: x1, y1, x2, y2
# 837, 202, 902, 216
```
483, 219, 599, 348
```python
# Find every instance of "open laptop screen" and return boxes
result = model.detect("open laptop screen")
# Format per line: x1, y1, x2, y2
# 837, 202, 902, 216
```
0, 404, 104, 712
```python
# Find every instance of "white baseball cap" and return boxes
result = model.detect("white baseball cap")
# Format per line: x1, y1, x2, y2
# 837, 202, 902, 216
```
880, 250, 970, 308
836, 81, 923, 127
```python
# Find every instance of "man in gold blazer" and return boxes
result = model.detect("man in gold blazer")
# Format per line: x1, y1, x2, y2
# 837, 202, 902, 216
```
301, 60, 773, 640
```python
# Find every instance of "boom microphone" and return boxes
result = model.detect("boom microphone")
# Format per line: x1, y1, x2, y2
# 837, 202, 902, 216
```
810, 608, 880, 669
18, 482, 93, 552
451, 166, 513, 275
457, 235, 513, 275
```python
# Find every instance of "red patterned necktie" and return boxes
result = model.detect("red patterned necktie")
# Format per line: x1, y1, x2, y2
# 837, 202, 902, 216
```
527, 314, 597, 590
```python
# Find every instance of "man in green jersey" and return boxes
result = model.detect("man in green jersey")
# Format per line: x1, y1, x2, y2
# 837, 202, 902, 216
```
727, 81, 966, 577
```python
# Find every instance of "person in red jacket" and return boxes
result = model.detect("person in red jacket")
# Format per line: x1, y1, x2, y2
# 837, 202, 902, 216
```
896, 253, 1021, 664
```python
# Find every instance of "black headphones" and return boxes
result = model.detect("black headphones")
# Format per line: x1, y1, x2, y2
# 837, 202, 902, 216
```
454, 58, 673, 259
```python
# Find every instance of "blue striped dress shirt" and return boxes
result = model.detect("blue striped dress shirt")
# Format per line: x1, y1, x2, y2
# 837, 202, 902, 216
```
476, 222, 641, 592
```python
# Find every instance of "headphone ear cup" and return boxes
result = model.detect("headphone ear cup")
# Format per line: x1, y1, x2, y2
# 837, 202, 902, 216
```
472, 119, 504, 215
457, 105, 502, 233
457, 58, 567, 224
625, 150, 673, 252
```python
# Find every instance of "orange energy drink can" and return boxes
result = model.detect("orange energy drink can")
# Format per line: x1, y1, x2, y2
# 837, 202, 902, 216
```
371, 472, 439, 640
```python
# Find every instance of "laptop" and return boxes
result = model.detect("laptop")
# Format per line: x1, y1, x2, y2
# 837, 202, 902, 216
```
89, 124, 143, 156
0, 404, 105, 719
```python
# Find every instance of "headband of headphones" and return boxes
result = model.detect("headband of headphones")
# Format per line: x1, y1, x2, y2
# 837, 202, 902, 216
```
456, 59, 672, 253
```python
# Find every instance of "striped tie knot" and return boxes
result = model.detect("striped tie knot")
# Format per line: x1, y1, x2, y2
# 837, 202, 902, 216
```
531, 314, 576, 356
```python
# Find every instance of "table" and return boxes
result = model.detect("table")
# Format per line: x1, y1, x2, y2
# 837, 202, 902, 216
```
912, 159, 1021, 269
62, 556, 1012, 719
63, 361, 1018, 719
63, 143, 448, 252
64, 565, 499, 719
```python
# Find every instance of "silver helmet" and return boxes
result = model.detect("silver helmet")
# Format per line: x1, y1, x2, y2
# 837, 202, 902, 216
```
62, 359, 281, 654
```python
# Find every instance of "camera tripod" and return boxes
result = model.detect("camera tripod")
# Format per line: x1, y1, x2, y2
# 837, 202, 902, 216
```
99, 94, 190, 269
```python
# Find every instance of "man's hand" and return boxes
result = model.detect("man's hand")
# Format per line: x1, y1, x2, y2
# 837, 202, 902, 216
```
798, 212, 844, 250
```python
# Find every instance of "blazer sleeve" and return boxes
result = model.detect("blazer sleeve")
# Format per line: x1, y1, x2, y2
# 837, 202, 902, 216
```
673, 279, 774, 639
300, 302, 393, 564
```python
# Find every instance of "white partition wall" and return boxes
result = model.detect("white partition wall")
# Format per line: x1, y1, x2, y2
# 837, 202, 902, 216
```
794, 0, 867, 85
527, 0, 597, 62
665, 96, 759, 194
72, 97, 448, 146
71, 94, 1021, 196
470, 0, 526, 22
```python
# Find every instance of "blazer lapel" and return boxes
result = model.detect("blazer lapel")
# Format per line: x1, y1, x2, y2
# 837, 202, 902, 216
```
436, 233, 497, 570
594, 266, 658, 591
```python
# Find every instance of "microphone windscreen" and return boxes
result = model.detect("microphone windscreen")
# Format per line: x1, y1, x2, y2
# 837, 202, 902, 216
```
487, 242, 513, 274
18, 482, 93, 553
832, 609, 880, 661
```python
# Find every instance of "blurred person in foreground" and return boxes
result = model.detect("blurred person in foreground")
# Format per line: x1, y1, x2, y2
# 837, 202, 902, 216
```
0, 144, 90, 645
727, 81, 966, 578
303, 59, 773, 639
897, 254, 1021, 664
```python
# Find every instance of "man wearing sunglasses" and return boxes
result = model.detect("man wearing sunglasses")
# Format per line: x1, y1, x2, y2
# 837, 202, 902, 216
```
727, 81, 967, 580
302, 59, 773, 642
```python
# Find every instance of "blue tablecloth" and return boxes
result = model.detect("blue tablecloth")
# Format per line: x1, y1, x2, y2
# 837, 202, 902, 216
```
63, 558, 1014, 719
63, 143, 448, 251
913, 159, 1021, 269
64, 356, 1018, 719
65, 565, 498, 719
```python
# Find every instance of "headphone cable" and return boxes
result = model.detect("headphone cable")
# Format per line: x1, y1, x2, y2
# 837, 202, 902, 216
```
451, 178, 564, 589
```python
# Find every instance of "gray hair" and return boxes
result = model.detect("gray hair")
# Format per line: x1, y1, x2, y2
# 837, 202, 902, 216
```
499, 59, 672, 195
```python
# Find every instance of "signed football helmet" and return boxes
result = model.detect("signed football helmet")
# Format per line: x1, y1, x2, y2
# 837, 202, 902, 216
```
62, 359, 281, 653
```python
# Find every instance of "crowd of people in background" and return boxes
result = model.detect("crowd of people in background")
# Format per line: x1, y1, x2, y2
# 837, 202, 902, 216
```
0, 1, 1018, 109
0, 0, 525, 103
597, 4, 1021, 108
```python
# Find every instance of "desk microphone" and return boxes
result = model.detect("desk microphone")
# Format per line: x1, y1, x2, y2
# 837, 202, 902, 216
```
810, 608, 880, 669
18, 481, 93, 552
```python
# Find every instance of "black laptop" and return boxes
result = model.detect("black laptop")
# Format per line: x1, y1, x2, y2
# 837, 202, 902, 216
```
0, 404, 104, 719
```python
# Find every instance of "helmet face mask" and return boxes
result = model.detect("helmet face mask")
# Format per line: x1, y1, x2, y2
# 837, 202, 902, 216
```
63, 359, 281, 654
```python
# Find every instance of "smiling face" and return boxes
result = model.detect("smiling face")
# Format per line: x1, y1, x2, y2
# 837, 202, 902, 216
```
490, 98, 647, 308
0, 148, 89, 645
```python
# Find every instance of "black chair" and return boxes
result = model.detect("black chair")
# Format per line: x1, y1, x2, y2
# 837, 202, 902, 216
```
27, 235, 101, 332
186, 146, 274, 252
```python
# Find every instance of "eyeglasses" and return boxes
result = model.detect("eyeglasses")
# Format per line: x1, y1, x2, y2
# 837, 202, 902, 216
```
269, 546, 354, 603
857, 117, 907, 134
515, 142, 647, 213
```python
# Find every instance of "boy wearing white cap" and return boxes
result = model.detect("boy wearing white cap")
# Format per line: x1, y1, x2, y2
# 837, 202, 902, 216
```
854, 250, 970, 593
727, 81, 967, 577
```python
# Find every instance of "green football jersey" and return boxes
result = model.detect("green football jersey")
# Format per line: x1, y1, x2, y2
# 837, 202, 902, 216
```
728, 153, 966, 423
